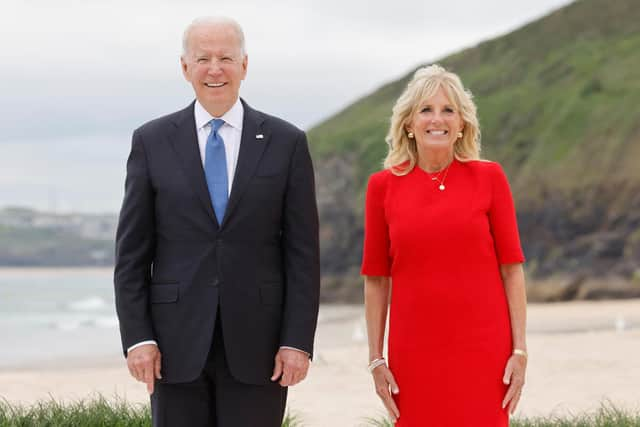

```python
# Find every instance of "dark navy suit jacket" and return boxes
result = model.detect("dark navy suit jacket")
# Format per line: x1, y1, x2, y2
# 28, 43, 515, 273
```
114, 99, 320, 385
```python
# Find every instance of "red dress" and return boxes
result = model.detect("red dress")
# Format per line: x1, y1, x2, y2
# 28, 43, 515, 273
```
361, 159, 525, 426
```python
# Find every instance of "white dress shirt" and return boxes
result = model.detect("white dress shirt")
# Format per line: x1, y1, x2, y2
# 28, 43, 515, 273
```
128, 98, 307, 357
194, 97, 244, 194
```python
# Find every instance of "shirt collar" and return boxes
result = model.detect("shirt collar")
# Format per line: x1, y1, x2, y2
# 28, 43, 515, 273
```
194, 98, 244, 131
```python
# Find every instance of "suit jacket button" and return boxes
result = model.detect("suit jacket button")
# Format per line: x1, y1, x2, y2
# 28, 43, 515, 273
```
211, 279, 220, 288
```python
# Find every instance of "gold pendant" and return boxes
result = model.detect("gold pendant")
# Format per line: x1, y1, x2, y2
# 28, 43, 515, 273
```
439, 184, 445, 191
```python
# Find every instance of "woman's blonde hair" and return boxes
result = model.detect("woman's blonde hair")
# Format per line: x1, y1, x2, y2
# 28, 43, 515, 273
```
384, 64, 481, 174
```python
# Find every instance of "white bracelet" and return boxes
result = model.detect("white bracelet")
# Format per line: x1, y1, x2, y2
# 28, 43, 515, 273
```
513, 349, 528, 358
368, 357, 386, 373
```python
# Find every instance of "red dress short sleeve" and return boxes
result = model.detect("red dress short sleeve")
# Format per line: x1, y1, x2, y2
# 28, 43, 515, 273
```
361, 171, 391, 276
488, 163, 526, 264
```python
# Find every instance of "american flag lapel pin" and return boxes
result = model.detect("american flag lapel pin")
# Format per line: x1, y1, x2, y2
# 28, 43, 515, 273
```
256, 134, 264, 140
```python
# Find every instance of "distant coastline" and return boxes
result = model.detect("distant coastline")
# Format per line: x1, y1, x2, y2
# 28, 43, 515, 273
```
2, 267, 640, 303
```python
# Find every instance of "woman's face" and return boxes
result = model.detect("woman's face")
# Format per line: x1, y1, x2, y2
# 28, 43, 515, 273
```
406, 86, 464, 152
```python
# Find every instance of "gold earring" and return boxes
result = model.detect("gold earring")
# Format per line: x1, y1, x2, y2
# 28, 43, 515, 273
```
407, 132, 414, 139
457, 131, 463, 139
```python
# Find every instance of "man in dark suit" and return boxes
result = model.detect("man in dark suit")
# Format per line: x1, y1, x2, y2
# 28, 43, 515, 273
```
114, 16, 320, 426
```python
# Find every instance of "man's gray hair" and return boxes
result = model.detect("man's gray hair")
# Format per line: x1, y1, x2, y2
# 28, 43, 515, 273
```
181, 16, 247, 58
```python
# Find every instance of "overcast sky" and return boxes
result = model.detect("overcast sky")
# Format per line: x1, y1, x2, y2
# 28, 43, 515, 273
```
0, 0, 573, 212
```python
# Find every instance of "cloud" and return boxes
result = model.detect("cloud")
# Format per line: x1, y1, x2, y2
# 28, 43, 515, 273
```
1, 0, 573, 137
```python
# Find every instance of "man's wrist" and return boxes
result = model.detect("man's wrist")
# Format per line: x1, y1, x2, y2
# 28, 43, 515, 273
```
128, 340, 158, 353
279, 346, 310, 358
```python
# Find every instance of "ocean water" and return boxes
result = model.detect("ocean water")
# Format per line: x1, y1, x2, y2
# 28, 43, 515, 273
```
0, 268, 122, 368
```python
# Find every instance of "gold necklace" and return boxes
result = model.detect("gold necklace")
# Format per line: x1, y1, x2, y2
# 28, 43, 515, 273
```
425, 161, 452, 191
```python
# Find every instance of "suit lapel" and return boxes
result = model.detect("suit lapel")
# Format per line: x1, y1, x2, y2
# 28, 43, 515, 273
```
169, 102, 219, 226
222, 100, 268, 226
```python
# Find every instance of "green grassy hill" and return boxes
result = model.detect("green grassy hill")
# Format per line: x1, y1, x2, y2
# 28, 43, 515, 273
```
309, 0, 640, 302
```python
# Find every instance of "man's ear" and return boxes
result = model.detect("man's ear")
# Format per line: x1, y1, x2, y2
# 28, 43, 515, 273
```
180, 57, 190, 81
241, 55, 248, 80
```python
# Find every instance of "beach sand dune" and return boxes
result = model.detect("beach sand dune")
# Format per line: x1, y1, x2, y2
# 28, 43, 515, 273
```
2, 299, 640, 426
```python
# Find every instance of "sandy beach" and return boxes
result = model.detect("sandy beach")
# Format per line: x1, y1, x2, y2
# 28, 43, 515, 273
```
2, 299, 640, 426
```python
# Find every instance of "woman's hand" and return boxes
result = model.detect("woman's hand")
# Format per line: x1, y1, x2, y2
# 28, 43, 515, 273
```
371, 363, 400, 423
502, 353, 527, 414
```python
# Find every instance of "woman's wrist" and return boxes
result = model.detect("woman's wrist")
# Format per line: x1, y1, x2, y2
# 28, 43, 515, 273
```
369, 352, 383, 363
512, 348, 528, 358
367, 357, 386, 373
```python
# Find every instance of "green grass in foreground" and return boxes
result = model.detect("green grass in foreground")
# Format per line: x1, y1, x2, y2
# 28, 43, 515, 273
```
0, 396, 149, 426
1, 398, 638, 426
510, 403, 640, 427
365, 403, 640, 426
0, 396, 303, 427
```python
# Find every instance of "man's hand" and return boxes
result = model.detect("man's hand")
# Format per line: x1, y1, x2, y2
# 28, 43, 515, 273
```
270, 348, 310, 387
127, 344, 162, 394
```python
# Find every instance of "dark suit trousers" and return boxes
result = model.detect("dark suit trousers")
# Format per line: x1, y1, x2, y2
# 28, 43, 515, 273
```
150, 314, 287, 427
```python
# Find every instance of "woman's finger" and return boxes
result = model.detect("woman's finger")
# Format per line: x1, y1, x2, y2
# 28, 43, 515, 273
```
385, 370, 400, 395
377, 384, 399, 421
502, 383, 516, 409
502, 361, 513, 385
509, 388, 522, 414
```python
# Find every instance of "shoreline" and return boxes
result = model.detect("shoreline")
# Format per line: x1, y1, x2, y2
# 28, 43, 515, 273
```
0, 354, 124, 374
2, 299, 640, 371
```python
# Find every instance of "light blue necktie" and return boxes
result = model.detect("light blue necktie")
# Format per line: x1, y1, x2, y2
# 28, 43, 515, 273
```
204, 119, 228, 225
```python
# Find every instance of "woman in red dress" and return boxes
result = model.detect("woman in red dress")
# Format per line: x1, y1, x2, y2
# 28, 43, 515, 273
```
362, 64, 528, 426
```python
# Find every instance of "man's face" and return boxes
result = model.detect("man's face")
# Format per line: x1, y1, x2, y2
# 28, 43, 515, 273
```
181, 24, 248, 117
